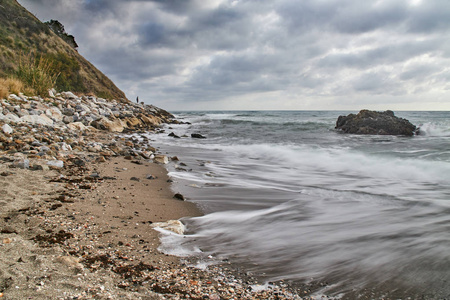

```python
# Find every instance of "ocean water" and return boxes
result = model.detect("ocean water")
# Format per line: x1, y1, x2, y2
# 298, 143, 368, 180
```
147, 111, 450, 299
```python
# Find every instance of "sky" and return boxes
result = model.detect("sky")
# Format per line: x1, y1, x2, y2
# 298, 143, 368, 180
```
18, 0, 450, 111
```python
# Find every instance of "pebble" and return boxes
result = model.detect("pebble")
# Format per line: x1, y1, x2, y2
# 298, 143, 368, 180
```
1, 124, 12, 134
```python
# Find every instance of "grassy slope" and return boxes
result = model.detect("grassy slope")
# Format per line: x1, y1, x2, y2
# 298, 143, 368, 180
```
0, 0, 127, 100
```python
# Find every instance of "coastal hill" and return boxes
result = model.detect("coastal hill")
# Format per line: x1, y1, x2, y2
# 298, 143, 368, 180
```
0, 0, 126, 100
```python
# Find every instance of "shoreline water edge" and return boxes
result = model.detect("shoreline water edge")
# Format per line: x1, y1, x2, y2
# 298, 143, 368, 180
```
0, 93, 315, 299
148, 110, 450, 300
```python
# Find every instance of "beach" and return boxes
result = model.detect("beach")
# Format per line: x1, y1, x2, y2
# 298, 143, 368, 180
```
0, 95, 308, 299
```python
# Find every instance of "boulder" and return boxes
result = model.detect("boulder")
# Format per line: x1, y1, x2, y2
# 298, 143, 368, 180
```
20, 114, 54, 126
45, 107, 63, 122
125, 116, 142, 127
335, 110, 417, 136
140, 114, 162, 126
67, 122, 88, 131
3, 113, 21, 123
61, 91, 77, 99
91, 117, 125, 132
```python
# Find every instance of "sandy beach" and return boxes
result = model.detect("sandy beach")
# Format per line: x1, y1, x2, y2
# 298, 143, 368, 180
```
0, 115, 308, 299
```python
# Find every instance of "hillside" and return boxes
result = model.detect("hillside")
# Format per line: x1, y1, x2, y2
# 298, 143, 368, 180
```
0, 0, 126, 100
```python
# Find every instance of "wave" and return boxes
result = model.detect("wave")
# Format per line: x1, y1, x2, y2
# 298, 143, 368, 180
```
417, 122, 450, 137
164, 141, 450, 206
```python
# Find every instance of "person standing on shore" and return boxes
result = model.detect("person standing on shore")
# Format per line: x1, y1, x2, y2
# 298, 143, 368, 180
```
136, 96, 139, 104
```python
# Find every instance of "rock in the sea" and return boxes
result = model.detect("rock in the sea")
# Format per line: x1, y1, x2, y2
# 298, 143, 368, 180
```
168, 132, 180, 138
191, 133, 206, 139
335, 110, 417, 136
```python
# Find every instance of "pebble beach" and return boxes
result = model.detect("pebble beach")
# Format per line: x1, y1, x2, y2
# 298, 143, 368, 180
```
0, 92, 317, 300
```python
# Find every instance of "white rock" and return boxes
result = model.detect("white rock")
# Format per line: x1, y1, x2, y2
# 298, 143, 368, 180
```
47, 160, 64, 169
152, 220, 185, 235
8, 94, 22, 101
45, 107, 63, 122
60, 143, 72, 151
48, 89, 56, 98
154, 155, 169, 164
4, 113, 21, 123
1, 124, 13, 134
13, 159, 30, 169
67, 122, 88, 131
20, 114, 54, 126
61, 91, 77, 99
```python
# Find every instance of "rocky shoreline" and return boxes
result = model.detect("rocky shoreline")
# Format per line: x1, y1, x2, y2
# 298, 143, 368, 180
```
0, 93, 315, 299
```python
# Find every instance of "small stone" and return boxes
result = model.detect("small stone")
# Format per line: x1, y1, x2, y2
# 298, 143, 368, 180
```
12, 159, 30, 169
168, 132, 180, 138
3, 238, 12, 244
1, 124, 13, 134
0, 227, 17, 234
72, 158, 85, 166
96, 156, 107, 163
146, 174, 156, 180
31, 164, 50, 171
139, 151, 153, 159
130, 177, 140, 182
174, 193, 185, 201
152, 220, 185, 235
47, 160, 64, 169
154, 155, 168, 164
56, 256, 83, 269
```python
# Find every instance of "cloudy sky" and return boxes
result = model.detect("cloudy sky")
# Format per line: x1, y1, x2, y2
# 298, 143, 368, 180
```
18, 0, 450, 110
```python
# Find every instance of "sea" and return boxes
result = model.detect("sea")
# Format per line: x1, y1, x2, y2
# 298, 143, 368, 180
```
145, 111, 450, 299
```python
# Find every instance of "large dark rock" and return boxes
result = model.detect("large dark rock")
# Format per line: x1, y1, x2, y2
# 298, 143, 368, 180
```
335, 110, 417, 136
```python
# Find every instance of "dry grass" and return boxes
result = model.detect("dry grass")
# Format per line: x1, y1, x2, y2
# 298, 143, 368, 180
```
0, 84, 7, 99
0, 77, 30, 99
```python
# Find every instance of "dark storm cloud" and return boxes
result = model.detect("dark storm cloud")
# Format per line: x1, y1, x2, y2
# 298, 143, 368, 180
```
17, 0, 450, 109
407, 0, 450, 33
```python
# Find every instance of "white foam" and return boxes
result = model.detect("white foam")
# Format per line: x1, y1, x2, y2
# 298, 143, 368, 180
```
418, 122, 450, 136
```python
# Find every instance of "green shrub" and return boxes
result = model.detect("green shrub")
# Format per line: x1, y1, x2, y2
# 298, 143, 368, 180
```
45, 52, 87, 92
16, 52, 59, 96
